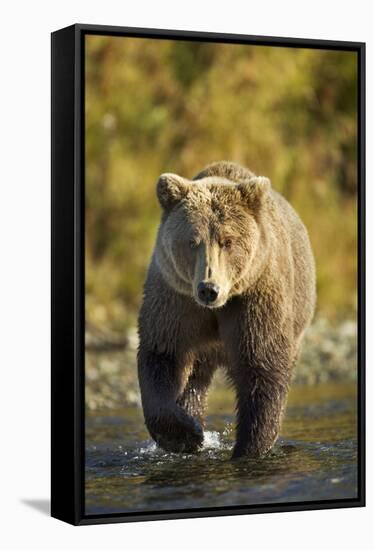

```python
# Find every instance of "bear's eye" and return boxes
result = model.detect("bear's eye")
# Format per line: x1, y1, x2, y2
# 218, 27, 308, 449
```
221, 238, 232, 249
189, 238, 199, 249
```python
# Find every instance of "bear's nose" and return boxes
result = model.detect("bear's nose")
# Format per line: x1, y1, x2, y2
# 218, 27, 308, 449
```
197, 282, 219, 304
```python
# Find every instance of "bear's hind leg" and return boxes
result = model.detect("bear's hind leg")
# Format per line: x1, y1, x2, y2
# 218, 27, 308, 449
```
177, 359, 217, 427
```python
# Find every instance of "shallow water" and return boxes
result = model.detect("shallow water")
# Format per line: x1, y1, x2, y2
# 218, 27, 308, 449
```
85, 383, 357, 515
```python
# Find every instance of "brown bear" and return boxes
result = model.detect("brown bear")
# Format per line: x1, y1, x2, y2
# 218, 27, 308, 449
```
137, 161, 316, 458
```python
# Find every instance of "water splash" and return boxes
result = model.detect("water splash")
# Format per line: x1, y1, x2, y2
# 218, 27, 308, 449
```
203, 430, 222, 449
138, 441, 157, 455
133, 427, 231, 457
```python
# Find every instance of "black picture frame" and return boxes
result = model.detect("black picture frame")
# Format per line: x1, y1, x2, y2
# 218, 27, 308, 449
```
51, 23, 366, 526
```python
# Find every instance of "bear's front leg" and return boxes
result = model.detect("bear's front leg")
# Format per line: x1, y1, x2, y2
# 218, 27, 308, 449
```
231, 364, 291, 458
138, 347, 204, 453
218, 296, 293, 459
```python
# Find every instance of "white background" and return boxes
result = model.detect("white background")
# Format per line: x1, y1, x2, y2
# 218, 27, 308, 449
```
0, 0, 371, 548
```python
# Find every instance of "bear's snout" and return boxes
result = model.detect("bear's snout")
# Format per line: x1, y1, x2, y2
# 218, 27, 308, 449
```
197, 281, 220, 305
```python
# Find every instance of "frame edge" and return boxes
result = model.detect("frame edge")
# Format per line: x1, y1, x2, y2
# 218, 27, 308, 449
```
51, 23, 82, 526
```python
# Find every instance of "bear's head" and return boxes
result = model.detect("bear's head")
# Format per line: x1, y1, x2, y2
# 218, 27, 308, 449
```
154, 165, 271, 309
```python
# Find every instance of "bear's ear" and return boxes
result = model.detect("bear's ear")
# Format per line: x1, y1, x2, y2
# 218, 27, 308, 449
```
157, 173, 190, 210
237, 176, 271, 208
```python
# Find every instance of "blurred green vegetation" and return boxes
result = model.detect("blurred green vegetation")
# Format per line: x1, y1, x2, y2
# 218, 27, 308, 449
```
85, 36, 357, 331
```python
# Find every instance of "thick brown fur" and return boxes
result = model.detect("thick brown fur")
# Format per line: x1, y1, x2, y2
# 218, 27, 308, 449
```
137, 161, 316, 458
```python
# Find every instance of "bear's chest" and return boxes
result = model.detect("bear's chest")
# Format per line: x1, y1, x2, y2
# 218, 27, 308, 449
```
180, 307, 225, 357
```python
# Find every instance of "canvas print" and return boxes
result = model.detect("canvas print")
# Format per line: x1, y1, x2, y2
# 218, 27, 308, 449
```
84, 35, 358, 516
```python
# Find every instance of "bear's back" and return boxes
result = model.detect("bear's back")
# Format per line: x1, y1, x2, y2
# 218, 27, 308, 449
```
193, 160, 255, 183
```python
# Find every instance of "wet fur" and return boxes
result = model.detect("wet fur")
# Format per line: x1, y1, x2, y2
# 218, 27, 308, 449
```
138, 161, 316, 458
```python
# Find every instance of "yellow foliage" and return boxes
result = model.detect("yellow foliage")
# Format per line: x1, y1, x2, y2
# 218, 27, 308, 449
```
85, 36, 358, 329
